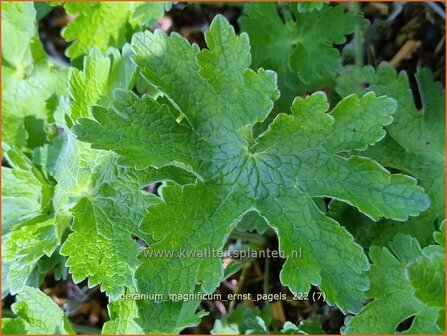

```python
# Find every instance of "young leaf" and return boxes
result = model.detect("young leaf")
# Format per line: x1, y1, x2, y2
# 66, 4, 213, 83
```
344, 228, 445, 334
68, 45, 136, 120
59, 153, 194, 300
212, 304, 271, 334
2, 286, 75, 334
61, 2, 170, 59
3, 218, 58, 295
2, 1, 35, 68
74, 15, 429, 314
1, 146, 56, 296
2, 42, 195, 303
102, 288, 144, 334
2, 2, 67, 149
48, 46, 137, 240
1, 146, 53, 233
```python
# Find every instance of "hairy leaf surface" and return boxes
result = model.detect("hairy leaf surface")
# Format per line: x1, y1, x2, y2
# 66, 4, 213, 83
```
62, 2, 170, 59
2, 2, 67, 148
1, 286, 74, 334
239, 3, 357, 103
345, 225, 445, 334
337, 65, 445, 223
75, 16, 429, 314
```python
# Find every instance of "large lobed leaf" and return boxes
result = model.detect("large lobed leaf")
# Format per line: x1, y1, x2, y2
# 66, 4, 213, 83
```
74, 15, 429, 315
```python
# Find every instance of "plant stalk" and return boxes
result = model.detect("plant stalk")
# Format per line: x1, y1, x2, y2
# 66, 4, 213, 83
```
351, 2, 363, 67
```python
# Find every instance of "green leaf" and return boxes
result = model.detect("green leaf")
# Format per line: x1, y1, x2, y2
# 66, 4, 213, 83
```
236, 210, 269, 235
211, 320, 240, 335
282, 317, 325, 334
344, 232, 445, 334
336, 65, 445, 224
2, 64, 66, 148
280, 322, 305, 334
130, 2, 172, 26
2, 2, 36, 68
47, 46, 138, 239
33, 45, 193, 300
102, 288, 144, 334
329, 199, 437, 249
1, 2, 67, 149
2, 286, 75, 334
48, 130, 104, 239
2, 146, 63, 295
104, 289, 206, 334
75, 15, 428, 315
68, 45, 136, 120
2, 261, 11, 299
407, 250, 445, 308
135, 300, 206, 333
296, 2, 328, 13
1, 146, 53, 233
212, 304, 270, 334
60, 154, 193, 300
34, 2, 53, 21
1, 146, 56, 297
434, 220, 445, 247
3, 219, 58, 295
61, 2, 170, 59
239, 3, 357, 103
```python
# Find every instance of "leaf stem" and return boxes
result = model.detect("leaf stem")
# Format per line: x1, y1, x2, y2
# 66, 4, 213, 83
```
228, 261, 251, 314
351, 2, 363, 67
263, 256, 271, 309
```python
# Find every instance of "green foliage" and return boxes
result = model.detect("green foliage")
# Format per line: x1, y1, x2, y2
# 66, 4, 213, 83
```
211, 305, 324, 335
337, 64, 445, 224
61, 2, 170, 59
335, 64, 445, 334
2, 145, 53, 233
54, 49, 196, 297
67, 45, 136, 120
296, 2, 328, 13
1, 2, 444, 335
281, 319, 325, 334
239, 3, 357, 105
2, 286, 75, 334
2, 2, 67, 149
212, 305, 271, 334
344, 224, 445, 334
330, 64, 445, 248
75, 15, 429, 315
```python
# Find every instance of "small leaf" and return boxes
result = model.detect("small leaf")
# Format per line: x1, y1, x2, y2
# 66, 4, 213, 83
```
2, 286, 75, 334
62, 2, 170, 59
